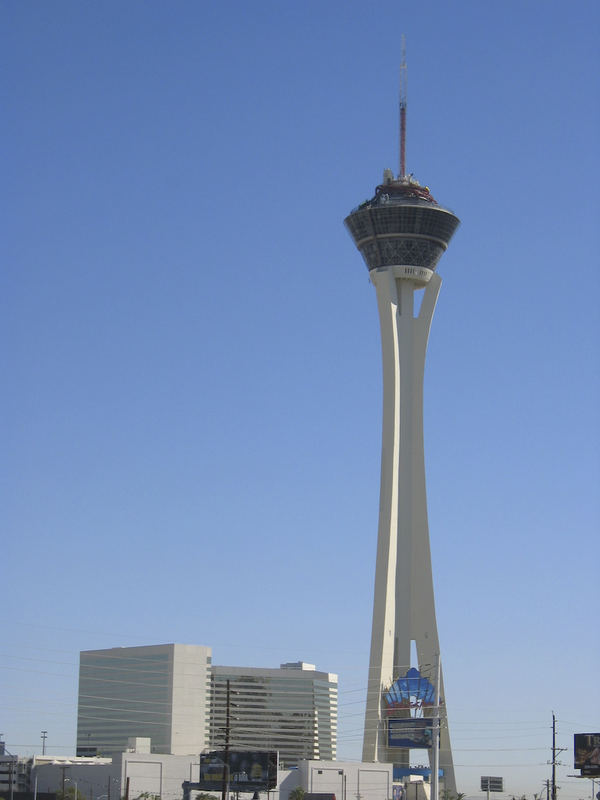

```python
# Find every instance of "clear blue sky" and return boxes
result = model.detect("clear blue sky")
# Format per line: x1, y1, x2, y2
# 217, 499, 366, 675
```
3, 1, 599, 798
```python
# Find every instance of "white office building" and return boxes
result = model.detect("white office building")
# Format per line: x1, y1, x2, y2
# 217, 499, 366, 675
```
77, 643, 212, 756
210, 661, 337, 767
77, 646, 337, 767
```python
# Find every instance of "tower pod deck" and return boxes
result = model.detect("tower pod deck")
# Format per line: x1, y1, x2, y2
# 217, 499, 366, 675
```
344, 179, 459, 273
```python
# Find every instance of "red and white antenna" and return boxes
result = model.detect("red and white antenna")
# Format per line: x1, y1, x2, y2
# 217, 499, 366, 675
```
399, 35, 407, 179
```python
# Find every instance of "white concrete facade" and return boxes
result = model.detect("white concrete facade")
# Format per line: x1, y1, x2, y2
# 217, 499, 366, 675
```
31, 751, 194, 800
362, 267, 455, 790
30, 753, 392, 800
298, 760, 393, 800
76, 643, 212, 757
31, 756, 115, 799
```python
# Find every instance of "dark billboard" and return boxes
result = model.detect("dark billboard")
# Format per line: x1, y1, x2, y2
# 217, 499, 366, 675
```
197, 751, 278, 791
481, 777, 504, 792
574, 733, 600, 776
388, 718, 434, 748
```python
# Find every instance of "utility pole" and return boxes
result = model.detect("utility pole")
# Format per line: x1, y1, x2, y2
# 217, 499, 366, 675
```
8, 755, 14, 800
552, 713, 557, 800
1, 742, 17, 800
221, 679, 231, 800
551, 712, 566, 800
41, 732, 47, 756
61, 765, 69, 799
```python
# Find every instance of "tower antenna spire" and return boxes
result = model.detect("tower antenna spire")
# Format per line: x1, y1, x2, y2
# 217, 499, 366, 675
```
399, 34, 407, 179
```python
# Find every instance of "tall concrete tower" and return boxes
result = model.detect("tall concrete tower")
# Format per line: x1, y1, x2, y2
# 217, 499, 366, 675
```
344, 54, 460, 792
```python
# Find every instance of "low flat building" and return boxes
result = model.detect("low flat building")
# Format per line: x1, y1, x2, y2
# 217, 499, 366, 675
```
296, 760, 393, 800
31, 749, 392, 800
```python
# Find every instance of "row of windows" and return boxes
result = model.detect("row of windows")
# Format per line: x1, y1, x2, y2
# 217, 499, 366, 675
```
80, 654, 171, 674
359, 238, 445, 270
211, 675, 336, 686
345, 206, 458, 246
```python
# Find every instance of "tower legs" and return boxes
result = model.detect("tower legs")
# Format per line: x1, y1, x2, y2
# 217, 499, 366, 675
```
362, 268, 456, 792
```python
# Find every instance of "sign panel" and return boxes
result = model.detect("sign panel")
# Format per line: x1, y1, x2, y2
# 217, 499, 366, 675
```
480, 777, 503, 792
388, 718, 433, 749
574, 733, 600, 776
384, 668, 437, 711
197, 751, 278, 792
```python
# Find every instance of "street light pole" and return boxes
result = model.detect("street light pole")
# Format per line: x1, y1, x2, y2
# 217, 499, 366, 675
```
431, 654, 441, 800
8, 755, 15, 800
65, 776, 78, 800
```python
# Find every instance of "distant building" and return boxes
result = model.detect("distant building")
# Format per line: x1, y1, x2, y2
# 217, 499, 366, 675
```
210, 661, 338, 767
76, 643, 212, 756
297, 760, 392, 800
0, 751, 31, 797
32, 755, 113, 797
76, 646, 337, 766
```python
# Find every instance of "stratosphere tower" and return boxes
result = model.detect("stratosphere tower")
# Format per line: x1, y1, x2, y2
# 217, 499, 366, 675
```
344, 50, 460, 792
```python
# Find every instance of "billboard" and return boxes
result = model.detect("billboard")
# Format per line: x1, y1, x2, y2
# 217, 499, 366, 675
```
196, 751, 278, 792
388, 718, 434, 748
481, 777, 504, 792
574, 733, 600, 776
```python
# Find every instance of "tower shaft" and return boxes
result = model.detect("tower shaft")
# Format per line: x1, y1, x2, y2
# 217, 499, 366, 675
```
362, 267, 455, 791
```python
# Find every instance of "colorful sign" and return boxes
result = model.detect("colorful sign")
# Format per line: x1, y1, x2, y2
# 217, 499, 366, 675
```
384, 668, 437, 711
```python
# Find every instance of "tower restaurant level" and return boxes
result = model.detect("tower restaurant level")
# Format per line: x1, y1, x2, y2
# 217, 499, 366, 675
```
345, 172, 460, 273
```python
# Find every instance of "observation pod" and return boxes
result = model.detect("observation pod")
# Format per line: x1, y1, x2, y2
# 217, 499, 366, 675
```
344, 173, 459, 284
344, 169, 460, 794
